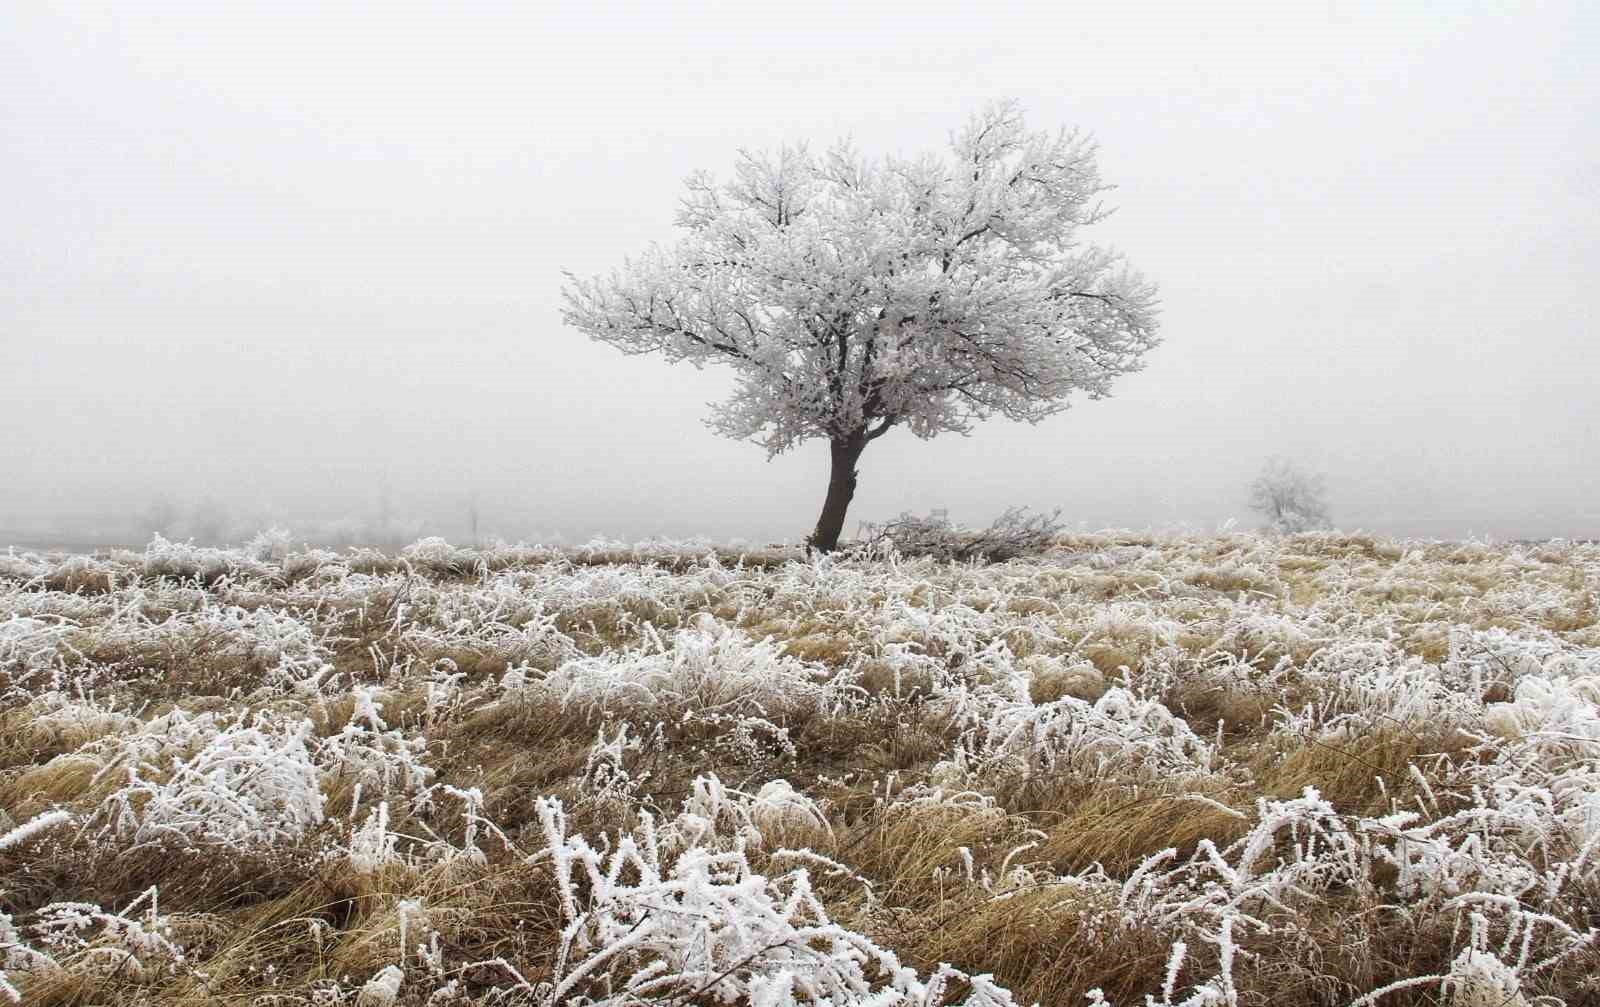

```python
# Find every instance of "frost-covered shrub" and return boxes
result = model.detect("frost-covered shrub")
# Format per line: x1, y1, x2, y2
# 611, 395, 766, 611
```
748, 779, 831, 838
0, 810, 73, 851
0, 550, 50, 584
1438, 942, 1534, 1007
531, 615, 856, 723
60, 597, 334, 696
534, 779, 1020, 1006
43, 555, 116, 594
946, 684, 1212, 782
4, 887, 185, 993
244, 526, 295, 562
1272, 639, 1480, 740
669, 775, 830, 852
317, 688, 436, 808
187, 603, 335, 687
97, 713, 324, 848
401, 537, 481, 577
0, 616, 74, 677
1482, 674, 1600, 757
1198, 611, 1317, 664
860, 507, 1063, 563
399, 575, 578, 668
279, 546, 347, 583
1446, 626, 1600, 696
22, 693, 140, 743
143, 534, 246, 583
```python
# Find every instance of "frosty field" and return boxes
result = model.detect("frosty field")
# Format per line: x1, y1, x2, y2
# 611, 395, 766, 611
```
2, 532, 1598, 1005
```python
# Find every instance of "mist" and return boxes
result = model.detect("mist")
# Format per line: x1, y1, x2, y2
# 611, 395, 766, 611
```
4, 2, 1597, 548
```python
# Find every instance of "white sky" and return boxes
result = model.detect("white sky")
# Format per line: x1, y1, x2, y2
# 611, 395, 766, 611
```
4, 2, 1597, 543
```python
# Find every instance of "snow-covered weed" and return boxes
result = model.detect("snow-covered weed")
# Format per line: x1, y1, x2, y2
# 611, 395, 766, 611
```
534, 780, 1017, 1006
319, 687, 436, 810
945, 682, 1212, 783
25, 887, 184, 983
143, 533, 250, 582
0, 615, 75, 678
530, 614, 857, 724
0, 810, 73, 851
96, 713, 325, 848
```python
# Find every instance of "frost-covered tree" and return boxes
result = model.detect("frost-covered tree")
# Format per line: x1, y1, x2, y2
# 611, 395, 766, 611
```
563, 100, 1161, 550
1248, 456, 1332, 533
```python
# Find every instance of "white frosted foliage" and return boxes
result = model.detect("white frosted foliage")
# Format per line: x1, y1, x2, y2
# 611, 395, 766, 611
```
563, 100, 1159, 458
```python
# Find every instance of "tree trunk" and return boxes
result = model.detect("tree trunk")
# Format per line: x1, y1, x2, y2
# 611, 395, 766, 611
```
809, 435, 867, 552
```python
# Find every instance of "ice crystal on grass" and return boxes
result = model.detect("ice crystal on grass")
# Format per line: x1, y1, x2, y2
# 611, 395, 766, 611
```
947, 683, 1212, 782
357, 963, 405, 1005
347, 801, 402, 875
245, 526, 295, 563
27, 887, 184, 982
1, 912, 52, 1003
401, 537, 483, 578
534, 780, 1020, 1006
143, 533, 250, 583
319, 687, 436, 808
0, 615, 74, 678
579, 721, 652, 811
97, 713, 324, 848
0, 809, 72, 851
532, 614, 858, 725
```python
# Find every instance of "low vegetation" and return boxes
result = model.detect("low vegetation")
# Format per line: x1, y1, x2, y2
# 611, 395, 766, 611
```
1, 530, 1597, 1005
855, 508, 1066, 564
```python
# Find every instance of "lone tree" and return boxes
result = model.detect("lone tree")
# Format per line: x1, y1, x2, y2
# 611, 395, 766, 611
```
562, 101, 1161, 550
1248, 456, 1333, 533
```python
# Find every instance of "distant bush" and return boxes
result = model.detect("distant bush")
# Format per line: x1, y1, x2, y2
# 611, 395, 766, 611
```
400, 536, 482, 577
244, 526, 294, 562
1248, 456, 1332, 533
857, 507, 1064, 563
42, 555, 115, 595
143, 533, 246, 583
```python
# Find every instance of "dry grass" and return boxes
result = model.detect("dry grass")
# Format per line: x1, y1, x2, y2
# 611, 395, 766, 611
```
1, 531, 1597, 1004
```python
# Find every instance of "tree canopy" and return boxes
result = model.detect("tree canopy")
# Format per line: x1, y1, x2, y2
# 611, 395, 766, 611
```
563, 100, 1161, 549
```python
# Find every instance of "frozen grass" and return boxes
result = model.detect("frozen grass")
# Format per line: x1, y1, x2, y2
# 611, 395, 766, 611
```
0, 531, 1597, 1004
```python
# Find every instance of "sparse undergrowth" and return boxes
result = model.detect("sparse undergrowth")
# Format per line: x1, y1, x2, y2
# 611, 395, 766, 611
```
1, 531, 1598, 1005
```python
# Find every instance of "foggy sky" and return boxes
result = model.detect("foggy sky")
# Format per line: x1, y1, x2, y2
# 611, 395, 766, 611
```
4, 2, 1597, 546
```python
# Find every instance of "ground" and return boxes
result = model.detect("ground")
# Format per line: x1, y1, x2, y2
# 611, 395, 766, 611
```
1, 531, 1598, 1005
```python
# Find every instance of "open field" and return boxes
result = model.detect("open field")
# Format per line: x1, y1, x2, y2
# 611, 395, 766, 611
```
2, 531, 1598, 1005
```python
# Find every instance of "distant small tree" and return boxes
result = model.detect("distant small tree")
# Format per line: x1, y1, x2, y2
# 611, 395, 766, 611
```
562, 100, 1161, 551
1249, 456, 1332, 533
